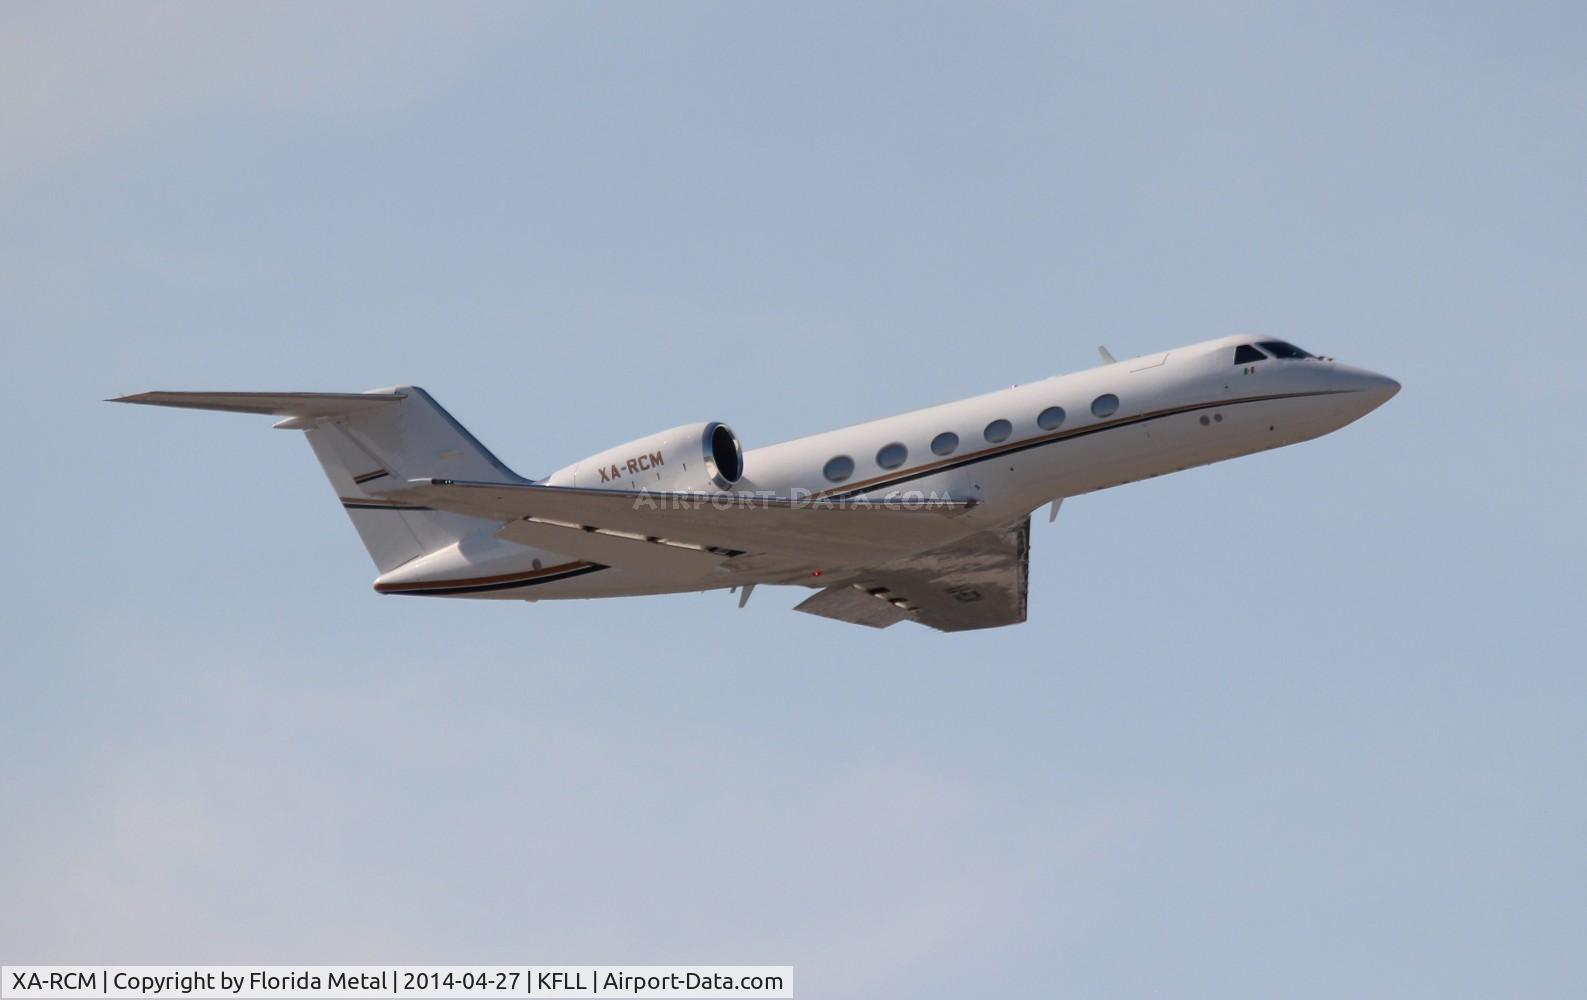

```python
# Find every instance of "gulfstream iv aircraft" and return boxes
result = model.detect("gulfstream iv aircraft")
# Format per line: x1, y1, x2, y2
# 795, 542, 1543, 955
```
115, 336, 1397, 631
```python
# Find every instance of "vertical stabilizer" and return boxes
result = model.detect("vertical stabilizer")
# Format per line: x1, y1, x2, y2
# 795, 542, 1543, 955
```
293, 386, 530, 572
113, 387, 529, 574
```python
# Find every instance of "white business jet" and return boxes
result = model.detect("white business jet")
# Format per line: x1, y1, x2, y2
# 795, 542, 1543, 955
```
114, 336, 1397, 631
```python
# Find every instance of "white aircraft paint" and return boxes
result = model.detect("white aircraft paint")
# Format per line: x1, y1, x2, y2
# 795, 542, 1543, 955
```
113, 334, 1398, 631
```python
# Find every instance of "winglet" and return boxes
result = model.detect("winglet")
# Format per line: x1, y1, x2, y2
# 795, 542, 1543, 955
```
1097, 346, 1116, 364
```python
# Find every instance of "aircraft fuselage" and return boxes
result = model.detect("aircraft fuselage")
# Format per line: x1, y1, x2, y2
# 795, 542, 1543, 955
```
492, 334, 1398, 600
115, 333, 1398, 629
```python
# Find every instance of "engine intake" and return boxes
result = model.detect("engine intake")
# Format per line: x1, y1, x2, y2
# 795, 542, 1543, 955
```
703, 421, 743, 488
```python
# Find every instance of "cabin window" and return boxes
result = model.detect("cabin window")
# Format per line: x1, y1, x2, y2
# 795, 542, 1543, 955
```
876, 442, 908, 469
930, 431, 959, 456
984, 419, 1012, 443
1091, 394, 1119, 418
1233, 344, 1267, 365
1258, 340, 1314, 359
823, 455, 855, 482
1037, 406, 1066, 431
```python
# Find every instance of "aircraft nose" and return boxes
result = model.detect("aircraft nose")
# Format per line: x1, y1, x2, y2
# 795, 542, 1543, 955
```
1332, 365, 1400, 416
1361, 371, 1400, 402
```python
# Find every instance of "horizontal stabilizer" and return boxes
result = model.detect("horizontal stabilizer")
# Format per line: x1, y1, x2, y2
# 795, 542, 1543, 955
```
111, 385, 528, 576
108, 390, 405, 418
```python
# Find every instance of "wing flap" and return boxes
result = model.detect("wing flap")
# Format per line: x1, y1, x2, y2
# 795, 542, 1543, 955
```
495, 518, 728, 576
793, 586, 910, 629
797, 518, 1030, 632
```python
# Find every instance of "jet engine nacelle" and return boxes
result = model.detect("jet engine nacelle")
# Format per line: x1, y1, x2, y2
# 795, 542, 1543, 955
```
545, 421, 744, 492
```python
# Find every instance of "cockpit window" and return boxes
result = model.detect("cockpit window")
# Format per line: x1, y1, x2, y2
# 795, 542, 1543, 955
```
1257, 340, 1314, 359
1234, 344, 1267, 365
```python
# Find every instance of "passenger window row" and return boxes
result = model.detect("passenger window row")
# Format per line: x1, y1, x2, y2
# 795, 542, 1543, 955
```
821, 394, 1124, 482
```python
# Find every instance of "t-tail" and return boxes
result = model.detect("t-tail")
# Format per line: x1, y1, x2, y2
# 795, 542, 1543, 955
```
109, 387, 526, 573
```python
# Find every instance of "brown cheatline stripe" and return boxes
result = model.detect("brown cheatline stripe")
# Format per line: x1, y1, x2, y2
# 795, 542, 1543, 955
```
339, 496, 432, 511
385, 562, 609, 596
374, 559, 599, 594
820, 389, 1348, 500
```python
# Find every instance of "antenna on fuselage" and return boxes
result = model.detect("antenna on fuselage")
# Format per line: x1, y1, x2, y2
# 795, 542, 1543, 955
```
1097, 346, 1116, 364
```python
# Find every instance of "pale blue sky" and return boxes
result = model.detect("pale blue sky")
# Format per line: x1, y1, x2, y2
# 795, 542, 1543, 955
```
3, 3, 1584, 997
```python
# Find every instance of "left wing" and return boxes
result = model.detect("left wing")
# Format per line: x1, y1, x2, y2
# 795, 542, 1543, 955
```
795, 517, 1031, 632
379, 478, 977, 565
